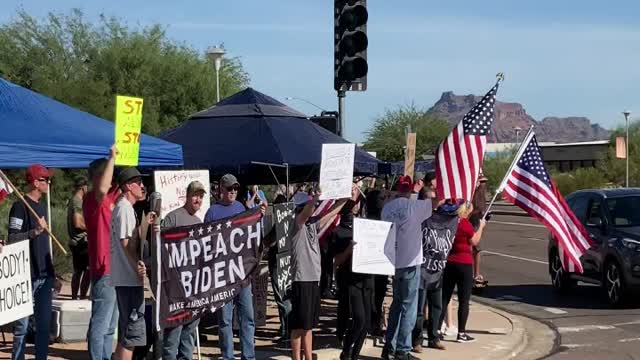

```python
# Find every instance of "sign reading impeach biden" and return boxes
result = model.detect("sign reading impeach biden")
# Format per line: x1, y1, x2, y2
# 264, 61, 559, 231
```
0, 241, 33, 326
158, 208, 263, 329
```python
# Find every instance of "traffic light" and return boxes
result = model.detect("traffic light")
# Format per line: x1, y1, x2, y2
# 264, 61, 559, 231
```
334, 0, 368, 92
311, 111, 340, 135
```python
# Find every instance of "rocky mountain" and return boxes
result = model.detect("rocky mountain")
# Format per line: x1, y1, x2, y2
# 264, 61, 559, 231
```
428, 91, 610, 143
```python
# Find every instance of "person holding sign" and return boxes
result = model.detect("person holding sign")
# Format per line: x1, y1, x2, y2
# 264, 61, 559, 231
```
289, 190, 347, 360
161, 180, 206, 360
110, 167, 156, 360
380, 175, 433, 360
333, 189, 372, 360
7, 164, 54, 360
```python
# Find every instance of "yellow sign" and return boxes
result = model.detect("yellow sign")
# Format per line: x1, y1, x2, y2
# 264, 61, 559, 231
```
114, 96, 144, 166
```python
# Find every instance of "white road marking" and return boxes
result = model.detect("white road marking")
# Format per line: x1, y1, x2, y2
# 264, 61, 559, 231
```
557, 325, 616, 333
497, 295, 523, 301
491, 220, 546, 228
543, 307, 568, 315
526, 237, 547, 242
483, 250, 549, 265
613, 320, 640, 326
564, 344, 592, 348
619, 338, 640, 343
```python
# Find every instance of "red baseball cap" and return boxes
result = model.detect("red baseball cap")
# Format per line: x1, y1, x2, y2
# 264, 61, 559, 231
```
25, 164, 54, 183
396, 175, 413, 193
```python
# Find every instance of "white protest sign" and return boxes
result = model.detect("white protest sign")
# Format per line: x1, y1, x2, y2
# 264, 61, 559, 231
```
154, 170, 210, 221
352, 218, 396, 275
0, 241, 33, 326
319, 143, 355, 200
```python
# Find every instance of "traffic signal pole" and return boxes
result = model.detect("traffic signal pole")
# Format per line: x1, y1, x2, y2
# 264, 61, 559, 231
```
338, 90, 346, 137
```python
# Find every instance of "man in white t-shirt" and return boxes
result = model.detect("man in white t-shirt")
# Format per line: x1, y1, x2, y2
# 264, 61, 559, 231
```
381, 175, 432, 360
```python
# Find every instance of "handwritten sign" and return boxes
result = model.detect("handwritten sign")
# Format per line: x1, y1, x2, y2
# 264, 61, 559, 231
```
153, 170, 210, 221
115, 95, 144, 166
274, 203, 295, 253
352, 218, 396, 276
276, 252, 292, 299
404, 132, 416, 179
319, 143, 355, 200
0, 241, 33, 326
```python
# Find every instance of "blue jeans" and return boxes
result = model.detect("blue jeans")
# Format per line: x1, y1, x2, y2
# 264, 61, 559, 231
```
162, 318, 200, 360
384, 266, 420, 355
217, 285, 255, 360
88, 275, 119, 360
12, 276, 53, 360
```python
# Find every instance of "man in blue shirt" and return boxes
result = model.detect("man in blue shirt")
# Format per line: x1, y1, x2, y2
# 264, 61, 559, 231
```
205, 174, 264, 360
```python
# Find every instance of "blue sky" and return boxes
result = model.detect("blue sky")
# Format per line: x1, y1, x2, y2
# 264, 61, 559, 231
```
2, 1, 640, 143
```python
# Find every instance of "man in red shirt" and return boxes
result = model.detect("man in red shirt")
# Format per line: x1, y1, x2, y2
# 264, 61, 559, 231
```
83, 145, 120, 360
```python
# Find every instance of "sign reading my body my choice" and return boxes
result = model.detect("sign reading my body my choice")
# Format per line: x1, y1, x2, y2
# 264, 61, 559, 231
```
0, 241, 33, 326
115, 95, 144, 166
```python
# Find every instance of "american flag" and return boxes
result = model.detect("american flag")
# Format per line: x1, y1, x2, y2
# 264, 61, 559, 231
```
313, 199, 340, 245
501, 132, 592, 273
436, 82, 499, 201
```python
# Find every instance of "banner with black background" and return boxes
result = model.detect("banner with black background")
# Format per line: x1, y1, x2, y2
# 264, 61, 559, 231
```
159, 208, 262, 329
273, 203, 295, 299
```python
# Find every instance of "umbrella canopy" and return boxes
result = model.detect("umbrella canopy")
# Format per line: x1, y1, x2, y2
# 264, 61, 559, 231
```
162, 87, 381, 183
0, 78, 183, 168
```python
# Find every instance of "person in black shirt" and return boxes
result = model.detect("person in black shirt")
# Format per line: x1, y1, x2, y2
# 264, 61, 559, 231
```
8, 164, 54, 360
334, 193, 372, 360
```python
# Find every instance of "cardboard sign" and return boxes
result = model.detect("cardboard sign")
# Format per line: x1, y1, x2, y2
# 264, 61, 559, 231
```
319, 143, 355, 200
404, 132, 417, 179
273, 203, 295, 253
153, 170, 210, 221
0, 241, 33, 326
115, 95, 144, 166
352, 218, 396, 276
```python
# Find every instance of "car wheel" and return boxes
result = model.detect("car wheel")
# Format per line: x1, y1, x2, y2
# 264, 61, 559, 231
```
550, 250, 576, 293
604, 261, 626, 306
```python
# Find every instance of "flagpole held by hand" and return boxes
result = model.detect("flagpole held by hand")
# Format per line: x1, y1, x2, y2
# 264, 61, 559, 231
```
482, 125, 534, 220
0, 169, 67, 255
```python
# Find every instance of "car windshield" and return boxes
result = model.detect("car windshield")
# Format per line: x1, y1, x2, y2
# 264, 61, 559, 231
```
607, 196, 640, 227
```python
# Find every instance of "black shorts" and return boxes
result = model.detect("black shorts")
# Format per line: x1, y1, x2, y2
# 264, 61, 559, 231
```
290, 281, 320, 330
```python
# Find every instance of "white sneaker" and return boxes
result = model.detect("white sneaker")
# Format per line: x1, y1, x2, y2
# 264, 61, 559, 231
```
445, 326, 458, 337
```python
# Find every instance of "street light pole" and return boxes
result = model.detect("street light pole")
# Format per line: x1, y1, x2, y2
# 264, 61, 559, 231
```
206, 46, 226, 103
514, 126, 522, 144
624, 110, 631, 187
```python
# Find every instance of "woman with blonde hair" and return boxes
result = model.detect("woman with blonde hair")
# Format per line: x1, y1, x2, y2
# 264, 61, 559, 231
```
439, 200, 486, 343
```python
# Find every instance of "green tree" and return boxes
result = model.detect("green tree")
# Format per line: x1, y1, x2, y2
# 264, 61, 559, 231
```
600, 120, 640, 187
482, 150, 515, 193
0, 9, 250, 135
362, 104, 450, 162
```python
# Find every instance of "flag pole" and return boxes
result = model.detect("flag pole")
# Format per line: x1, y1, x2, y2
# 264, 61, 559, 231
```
0, 169, 67, 255
483, 125, 535, 219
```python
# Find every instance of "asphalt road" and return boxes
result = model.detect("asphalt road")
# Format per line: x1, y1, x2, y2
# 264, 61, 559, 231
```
474, 213, 640, 360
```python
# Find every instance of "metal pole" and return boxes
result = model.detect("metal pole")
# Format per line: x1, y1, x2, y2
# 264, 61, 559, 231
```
216, 68, 221, 103
47, 182, 52, 254
285, 163, 290, 201
338, 90, 346, 137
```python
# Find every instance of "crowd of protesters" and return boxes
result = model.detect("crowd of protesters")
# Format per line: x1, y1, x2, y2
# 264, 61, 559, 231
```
1, 144, 491, 360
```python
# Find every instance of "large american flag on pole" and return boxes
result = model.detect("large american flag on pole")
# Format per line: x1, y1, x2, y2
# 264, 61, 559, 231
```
435, 82, 499, 201
501, 132, 592, 273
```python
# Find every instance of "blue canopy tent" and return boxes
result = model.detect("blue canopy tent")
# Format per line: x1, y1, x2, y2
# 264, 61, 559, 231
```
388, 159, 435, 176
161, 87, 382, 184
0, 78, 183, 168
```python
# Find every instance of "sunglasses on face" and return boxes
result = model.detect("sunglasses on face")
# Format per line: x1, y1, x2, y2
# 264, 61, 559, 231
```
226, 185, 240, 192
128, 178, 144, 186
37, 178, 51, 184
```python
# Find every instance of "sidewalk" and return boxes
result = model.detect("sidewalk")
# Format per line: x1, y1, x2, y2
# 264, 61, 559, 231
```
0, 282, 526, 360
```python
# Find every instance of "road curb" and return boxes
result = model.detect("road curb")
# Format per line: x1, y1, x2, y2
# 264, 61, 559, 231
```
479, 305, 528, 360
491, 210, 528, 217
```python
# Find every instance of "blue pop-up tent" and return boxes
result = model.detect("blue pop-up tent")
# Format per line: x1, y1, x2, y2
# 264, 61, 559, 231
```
161, 87, 383, 183
0, 78, 183, 168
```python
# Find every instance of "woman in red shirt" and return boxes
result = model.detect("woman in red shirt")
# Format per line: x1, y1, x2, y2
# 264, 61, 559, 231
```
440, 200, 486, 343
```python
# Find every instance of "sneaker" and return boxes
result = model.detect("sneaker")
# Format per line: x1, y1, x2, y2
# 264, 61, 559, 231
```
381, 348, 393, 360
445, 326, 458, 337
395, 353, 420, 360
428, 341, 447, 350
457, 333, 477, 343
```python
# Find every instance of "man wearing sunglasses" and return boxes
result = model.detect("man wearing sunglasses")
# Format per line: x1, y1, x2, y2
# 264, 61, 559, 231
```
204, 174, 264, 360
110, 167, 156, 360
7, 164, 53, 360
